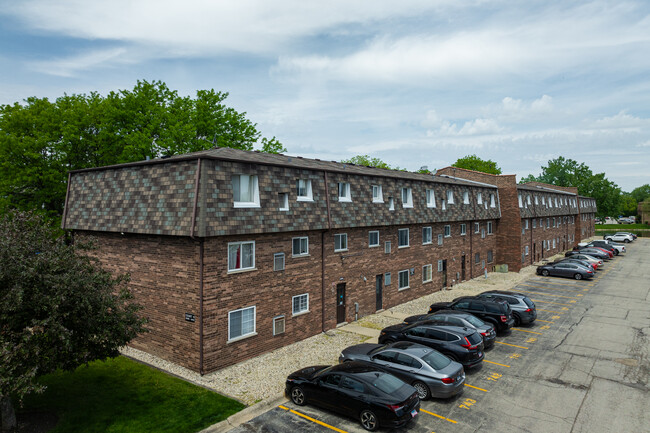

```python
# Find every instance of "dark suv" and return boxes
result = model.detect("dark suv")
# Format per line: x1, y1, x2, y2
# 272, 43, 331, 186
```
474, 291, 536, 326
403, 310, 496, 349
378, 323, 484, 368
428, 296, 515, 332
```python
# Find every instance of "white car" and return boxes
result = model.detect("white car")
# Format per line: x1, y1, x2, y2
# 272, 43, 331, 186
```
604, 233, 634, 243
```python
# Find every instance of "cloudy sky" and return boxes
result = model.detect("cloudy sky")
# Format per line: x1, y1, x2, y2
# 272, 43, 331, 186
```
1, 0, 649, 191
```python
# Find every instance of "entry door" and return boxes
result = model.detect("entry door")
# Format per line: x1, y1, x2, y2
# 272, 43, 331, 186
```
375, 275, 383, 311
442, 260, 448, 289
336, 283, 346, 324
533, 243, 536, 261
461, 255, 466, 281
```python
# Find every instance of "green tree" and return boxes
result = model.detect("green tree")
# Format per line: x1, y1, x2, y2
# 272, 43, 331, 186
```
630, 184, 650, 203
519, 174, 539, 184
452, 155, 502, 174
618, 193, 637, 216
0, 211, 147, 429
0, 80, 286, 223
342, 155, 393, 169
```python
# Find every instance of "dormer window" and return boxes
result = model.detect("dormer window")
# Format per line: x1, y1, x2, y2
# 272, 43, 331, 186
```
446, 190, 454, 204
372, 185, 383, 203
490, 194, 495, 208
232, 174, 260, 208
401, 187, 413, 208
477, 192, 483, 204
426, 189, 436, 208
518, 194, 523, 208
463, 191, 469, 204
534, 195, 539, 205
338, 182, 351, 202
278, 193, 289, 211
388, 197, 395, 211
296, 179, 313, 201
527, 195, 531, 206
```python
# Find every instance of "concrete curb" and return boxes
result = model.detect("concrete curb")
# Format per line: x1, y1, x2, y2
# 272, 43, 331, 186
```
199, 394, 288, 433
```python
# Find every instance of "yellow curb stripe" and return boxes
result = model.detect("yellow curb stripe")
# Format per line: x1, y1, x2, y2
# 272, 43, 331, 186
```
512, 328, 543, 335
537, 309, 564, 313
420, 408, 458, 424
464, 383, 489, 392
515, 290, 581, 299
495, 341, 529, 349
483, 359, 511, 367
531, 299, 572, 306
536, 319, 554, 323
279, 406, 349, 433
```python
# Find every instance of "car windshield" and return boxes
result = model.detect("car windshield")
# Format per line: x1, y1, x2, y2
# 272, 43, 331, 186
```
368, 345, 389, 356
421, 350, 452, 370
313, 366, 335, 377
464, 315, 484, 327
371, 373, 404, 394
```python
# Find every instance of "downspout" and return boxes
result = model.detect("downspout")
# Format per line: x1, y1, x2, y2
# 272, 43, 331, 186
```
61, 172, 72, 229
322, 171, 332, 333
190, 158, 204, 374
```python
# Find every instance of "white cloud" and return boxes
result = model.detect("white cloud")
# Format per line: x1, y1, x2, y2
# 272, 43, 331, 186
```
590, 111, 650, 130
28, 47, 130, 77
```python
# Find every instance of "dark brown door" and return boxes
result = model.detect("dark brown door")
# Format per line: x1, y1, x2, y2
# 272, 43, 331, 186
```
461, 255, 466, 281
337, 283, 346, 324
442, 260, 447, 289
533, 243, 536, 261
375, 275, 383, 311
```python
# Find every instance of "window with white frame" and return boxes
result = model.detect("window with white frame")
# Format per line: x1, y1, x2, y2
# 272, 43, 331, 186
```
422, 264, 432, 283
481, 228, 486, 238
273, 315, 285, 336
553, 217, 556, 227
475, 222, 480, 233
525, 219, 529, 229
525, 245, 529, 256
527, 195, 531, 206
292, 237, 309, 256
278, 193, 289, 211
398, 270, 409, 289
487, 221, 493, 234
426, 189, 436, 207
546, 218, 550, 228
444, 225, 451, 237
292, 294, 309, 315
487, 250, 493, 263
552, 238, 556, 248
460, 223, 466, 235
334, 234, 348, 251
228, 241, 255, 272
296, 179, 313, 201
401, 187, 413, 208
463, 191, 469, 204
388, 197, 395, 211
369, 231, 379, 247
447, 190, 454, 204
477, 192, 483, 204
441, 199, 446, 210
372, 185, 383, 203
437, 260, 443, 272
437, 234, 443, 245
274, 253, 285, 271
398, 228, 409, 247
232, 174, 260, 208
490, 194, 495, 208
518, 194, 523, 208
228, 306, 256, 341
385, 241, 391, 254
338, 182, 351, 202
555, 198, 558, 207
535, 195, 539, 205
385, 272, 391, 285
422, 227, 432, 244
542, 196, 546, 205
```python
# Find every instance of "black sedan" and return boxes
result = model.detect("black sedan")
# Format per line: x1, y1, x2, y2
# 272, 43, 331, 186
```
285, 362, 420, 431
536, 262, 594, 280
378, 322, 484, 368
428, 297, 515, 332
403, 311, 496, 349
339, 341, 465, 400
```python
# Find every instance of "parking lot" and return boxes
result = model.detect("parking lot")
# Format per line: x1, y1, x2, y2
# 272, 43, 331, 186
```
227, 240, 650, 433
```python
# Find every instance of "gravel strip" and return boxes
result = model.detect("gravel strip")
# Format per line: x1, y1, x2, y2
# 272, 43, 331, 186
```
120, 247, 578, 406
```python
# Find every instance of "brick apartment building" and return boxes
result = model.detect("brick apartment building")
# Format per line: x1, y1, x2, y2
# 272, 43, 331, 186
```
62, 148, 595, 374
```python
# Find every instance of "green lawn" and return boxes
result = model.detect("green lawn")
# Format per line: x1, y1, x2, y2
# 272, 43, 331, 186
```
19, 356, 245, 433
596, 223, 649, 230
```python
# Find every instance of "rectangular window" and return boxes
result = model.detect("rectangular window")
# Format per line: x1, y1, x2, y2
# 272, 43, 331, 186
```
474, 222, 480, 233
273, 315, 285, 336
338, 182, 351, 202
535, 195, 539, 205
228, 241, 255, 272
292, 237, 309, 256
292, 294, 309, 315
533, 219, 537, 228
398, 228, 409, 247
437, 260, 443, 272
232, 174, 260, 208
369, 231, 379, 247
463, 191, 469, 204
525, 219, 529, 229
372, 185, 383, 203
518, 194, 523, 208
487, 221, 493, 234
422, 227, 432, 244
385, 241, 391, 254
385, 272, 391, 285
487, 250, 493, 263
460, 223, 466, 235
447, 190, 454, 204
552, 238, 556, 248
475, 252, 480, 265
426, 189, 436, 207
398, 270, 409, 290
296, 179, 313, 201
477, 192, 483, 204
228, 306, 256, 341
490, 194, 496, 208
547, 218, 550, 228
527, 195, 531, 205
388, 197, 395, 211
401, 187, 413, 208
553, 217, 556, 227
437, 234, 443, 245
444, 225, 451, 237
422, 264, 432, 283
441, 198, 446, 210
274, 253, 285, 271
334, 234, 348, 252
278, 193, 289, 211
481, 228, 486, 239
525, 245, 529, 256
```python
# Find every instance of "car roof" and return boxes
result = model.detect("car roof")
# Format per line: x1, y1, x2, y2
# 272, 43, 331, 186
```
409, 323, 475, 336
432, 310, 473, 318
481, 290, 525, 298
328, 361, 388, 375
383, 341, 439, 357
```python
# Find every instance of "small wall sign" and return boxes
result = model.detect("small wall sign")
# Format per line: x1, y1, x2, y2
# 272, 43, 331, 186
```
185, 313, 196, 322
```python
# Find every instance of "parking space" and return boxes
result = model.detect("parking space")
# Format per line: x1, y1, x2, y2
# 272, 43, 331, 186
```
228, 240, 650, 433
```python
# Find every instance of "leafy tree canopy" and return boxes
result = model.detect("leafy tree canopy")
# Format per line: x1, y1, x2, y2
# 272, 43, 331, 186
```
452, 154, 502, 175
0, 80, 286, 223
630, 184, 650, 203
0, 211, 147, 427
341, 155, 404, 171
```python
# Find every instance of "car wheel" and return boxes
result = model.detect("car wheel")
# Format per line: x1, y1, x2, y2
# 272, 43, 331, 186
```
574, 273, 583, 280
624, 239, 630, 243
360, 409, 379, 431
413, 381, 430, 400
513, 314, 521, 326
614, 250, 619, 255
542, 269, 550, 277
290, 386, 306, 406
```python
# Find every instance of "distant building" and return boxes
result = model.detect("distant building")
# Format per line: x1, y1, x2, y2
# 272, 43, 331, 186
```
639, 201, 650, 225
